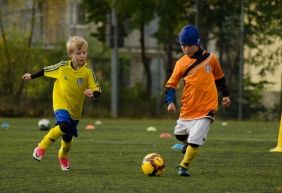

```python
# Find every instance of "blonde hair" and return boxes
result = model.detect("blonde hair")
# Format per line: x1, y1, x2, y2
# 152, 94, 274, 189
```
66, 36, 88, 55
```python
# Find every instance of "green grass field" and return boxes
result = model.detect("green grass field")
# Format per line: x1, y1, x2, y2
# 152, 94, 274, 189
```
0, 118, 282, 193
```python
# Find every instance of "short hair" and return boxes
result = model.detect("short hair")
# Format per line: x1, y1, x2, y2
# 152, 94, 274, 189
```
66, 36, 88, 55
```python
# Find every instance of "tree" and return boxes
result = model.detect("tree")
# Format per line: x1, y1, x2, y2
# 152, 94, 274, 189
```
196, 0, 282, 119
155, 0, 194, 80
83, 0, 158, 97
155, 0, 281, 119
83, 0, 282, 119
244, 0, 282, 75
0, 0, 38, 115
0, 0, 59, 116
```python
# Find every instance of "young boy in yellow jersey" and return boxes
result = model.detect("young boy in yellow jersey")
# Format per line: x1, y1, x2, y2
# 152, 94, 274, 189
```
164, 25, 231, 176
22, 36, 101, 171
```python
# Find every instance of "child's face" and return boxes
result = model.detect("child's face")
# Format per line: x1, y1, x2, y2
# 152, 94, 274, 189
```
69, 46, 88, 67
181, 44, 199, 57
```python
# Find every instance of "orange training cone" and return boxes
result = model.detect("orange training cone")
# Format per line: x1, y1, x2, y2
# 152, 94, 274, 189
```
270, 114, 282, 152
160, 132, 172, 139
85, 124, 96, 130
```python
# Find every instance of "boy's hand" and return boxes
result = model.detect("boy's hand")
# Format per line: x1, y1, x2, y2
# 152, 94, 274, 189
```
222, 96, 231, 107
167, 103, 176, 112
22, 73, 32, 80
83, 89, 94, 98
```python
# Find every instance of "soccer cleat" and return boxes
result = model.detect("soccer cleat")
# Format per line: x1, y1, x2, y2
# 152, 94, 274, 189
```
177, 166, 191, 176
33, 147, 46, 161
59, 157, 71, 171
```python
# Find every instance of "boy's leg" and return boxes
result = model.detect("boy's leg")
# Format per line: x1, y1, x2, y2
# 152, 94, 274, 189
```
33, 125, 64, 161
176, 118, 211, 176
54, 110, 79, 170
58, 134, 73, 171
58, 134, 73, 158
38, 125, 64, 150
178, 145, 198, 176
174, 120, 192, 176
180, 144, 198, 169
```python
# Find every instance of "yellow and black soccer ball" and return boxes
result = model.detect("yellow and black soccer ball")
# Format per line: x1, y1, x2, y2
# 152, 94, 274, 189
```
141, 153, 165, 176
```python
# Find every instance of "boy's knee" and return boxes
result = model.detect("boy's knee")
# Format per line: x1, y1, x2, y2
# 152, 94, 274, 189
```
188, 143, 199, 148
59, 122, 70, 133
62, 134, 72, 142
175, 134, 188, 142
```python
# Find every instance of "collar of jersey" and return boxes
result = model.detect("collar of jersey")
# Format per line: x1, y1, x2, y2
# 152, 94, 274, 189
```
190, 48, 204, 59
69, 61, 87, 70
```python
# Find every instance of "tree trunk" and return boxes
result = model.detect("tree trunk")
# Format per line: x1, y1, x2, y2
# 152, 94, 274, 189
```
16, 0, 37, 101
166, 41, 174, 81
0, 8, 12, 95
140, 18, 151, 97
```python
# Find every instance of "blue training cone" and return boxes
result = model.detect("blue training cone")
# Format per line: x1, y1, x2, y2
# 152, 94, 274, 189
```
171, 143, 184, 150
1, 122, 10, 129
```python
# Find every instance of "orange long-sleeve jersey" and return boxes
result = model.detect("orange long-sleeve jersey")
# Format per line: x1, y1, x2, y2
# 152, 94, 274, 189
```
165, 50, 225, 120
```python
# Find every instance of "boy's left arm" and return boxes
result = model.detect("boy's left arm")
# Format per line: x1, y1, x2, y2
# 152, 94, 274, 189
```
83, 89, 101, 98
215, 77, 231, 107
84, 69, 101, 99
211, 54, 231, 107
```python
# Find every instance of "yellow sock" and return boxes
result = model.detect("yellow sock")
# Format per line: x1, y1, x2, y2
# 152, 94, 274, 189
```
180, 146, 198, 169
38, 125, 64, 150
58, 139, 73, 158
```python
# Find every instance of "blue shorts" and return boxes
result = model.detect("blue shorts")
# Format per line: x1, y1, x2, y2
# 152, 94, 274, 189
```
54, 109, 79, 137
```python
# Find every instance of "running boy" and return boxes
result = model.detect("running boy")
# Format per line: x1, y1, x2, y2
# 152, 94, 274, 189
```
22, 36, 101, 171
164, 25, 231, 176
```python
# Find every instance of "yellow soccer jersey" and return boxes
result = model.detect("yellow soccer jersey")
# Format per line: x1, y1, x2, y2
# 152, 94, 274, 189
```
44, 60, 101, 120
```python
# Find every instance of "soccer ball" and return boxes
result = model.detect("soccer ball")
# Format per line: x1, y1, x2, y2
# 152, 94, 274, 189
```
141, 153, 165, 176
38, 118, 51, 131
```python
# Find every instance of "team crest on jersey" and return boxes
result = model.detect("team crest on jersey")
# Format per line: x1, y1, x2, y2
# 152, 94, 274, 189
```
77, 78, 84, 87
205, 64, 212, 73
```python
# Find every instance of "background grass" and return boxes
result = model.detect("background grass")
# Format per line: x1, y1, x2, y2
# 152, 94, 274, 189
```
0, 118, 282, 193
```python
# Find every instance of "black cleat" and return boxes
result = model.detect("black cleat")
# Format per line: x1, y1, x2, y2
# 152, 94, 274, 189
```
177, 166, 190, 176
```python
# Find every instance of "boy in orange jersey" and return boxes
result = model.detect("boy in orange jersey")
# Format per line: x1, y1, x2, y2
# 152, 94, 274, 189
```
164, 25, 231, 176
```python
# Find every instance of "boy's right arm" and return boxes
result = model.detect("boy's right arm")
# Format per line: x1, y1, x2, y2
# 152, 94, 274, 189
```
22, 73, 32, 80
22, 69, 44, 80
164, 87, 176, 112
167, 103, 176, 112
164, 63, 183, 112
